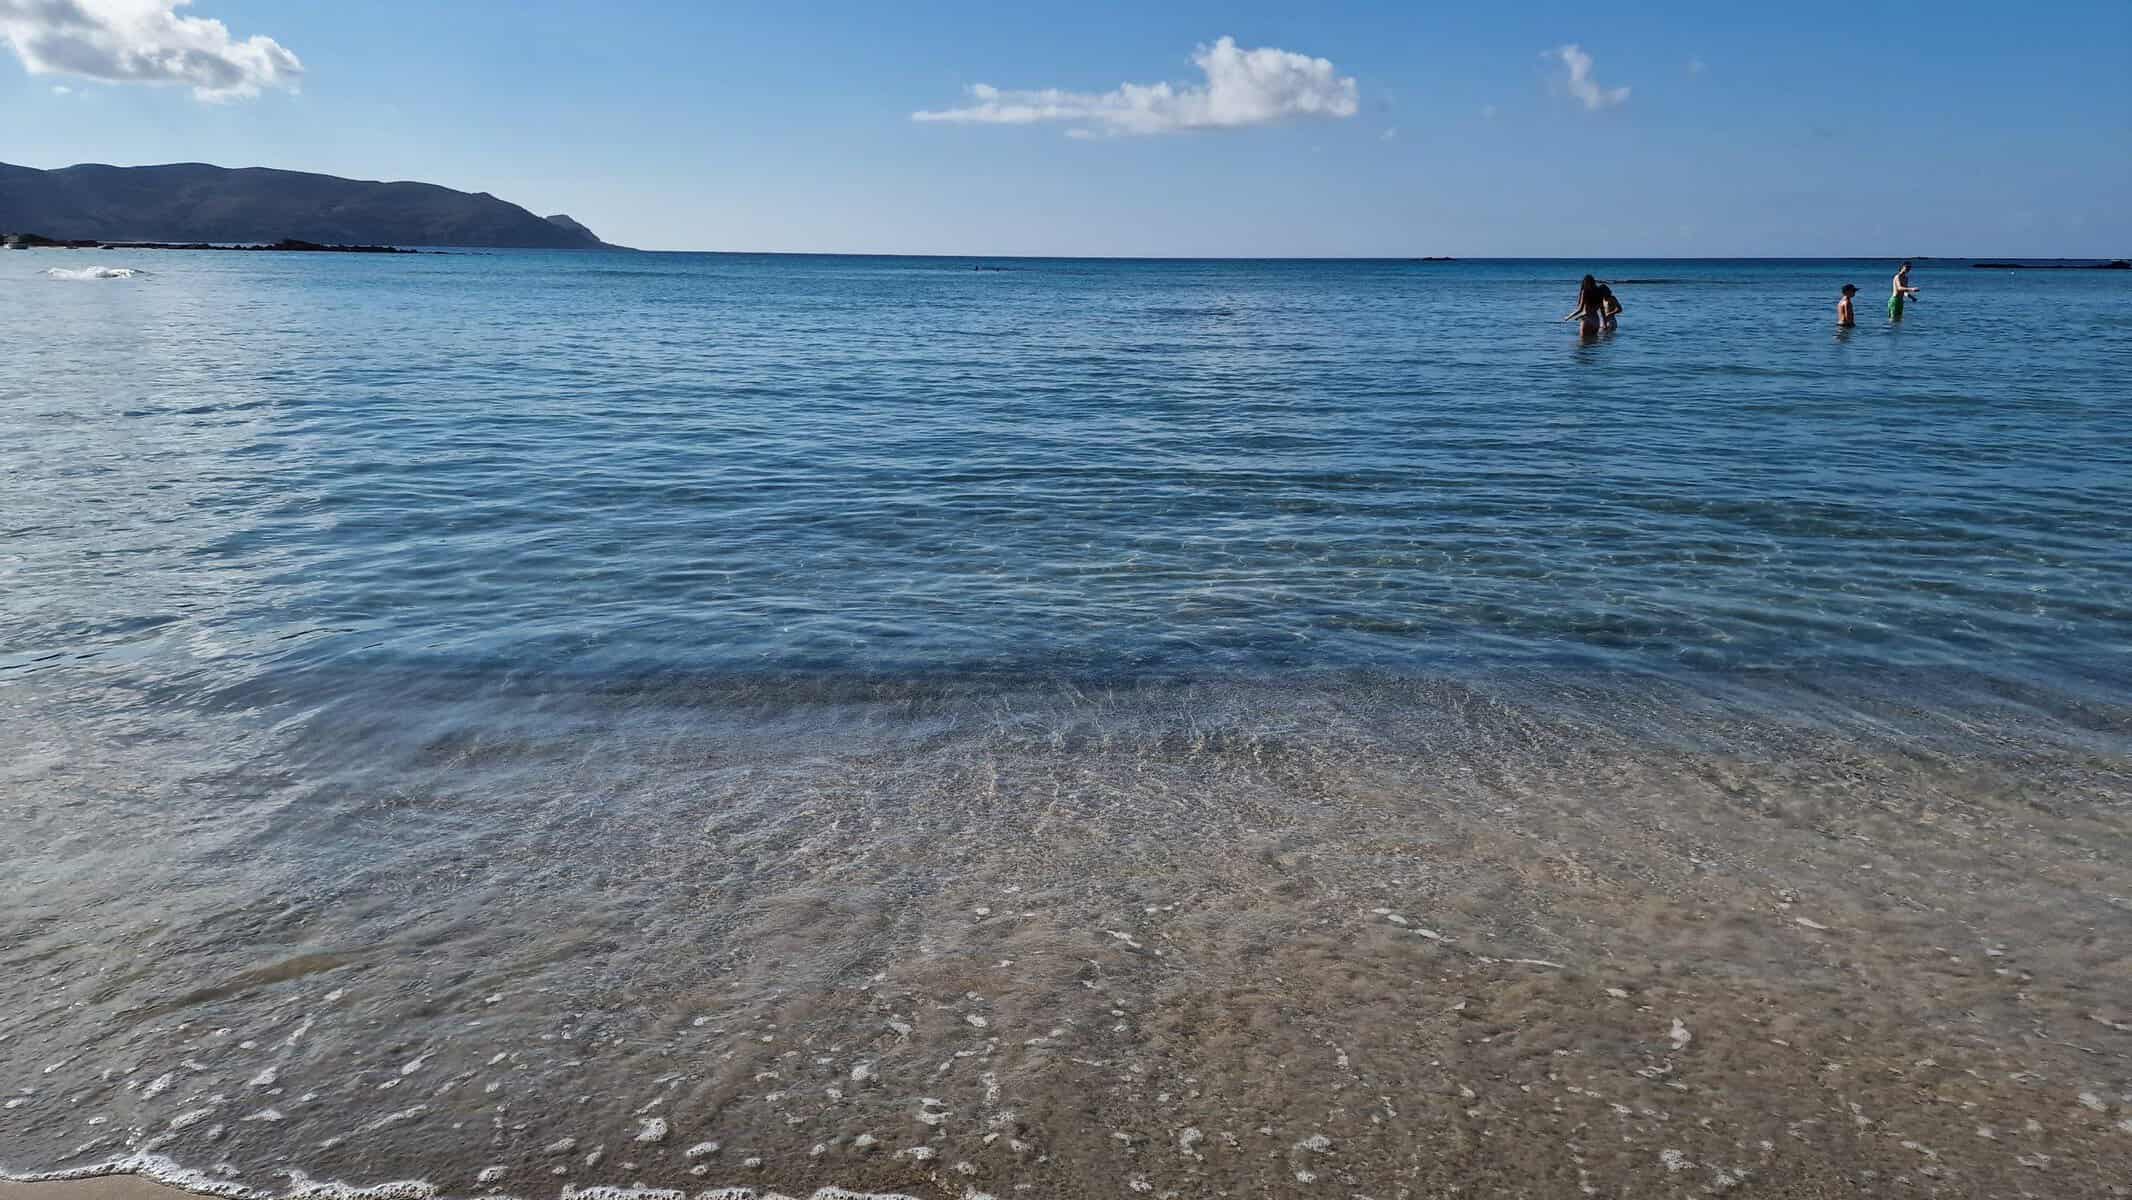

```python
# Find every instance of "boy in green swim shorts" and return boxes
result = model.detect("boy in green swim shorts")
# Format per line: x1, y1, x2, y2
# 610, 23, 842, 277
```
1889, 262, 1920, 320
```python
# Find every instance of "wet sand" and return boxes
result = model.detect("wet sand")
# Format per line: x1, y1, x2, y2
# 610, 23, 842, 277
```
0, 1182, 197, 1200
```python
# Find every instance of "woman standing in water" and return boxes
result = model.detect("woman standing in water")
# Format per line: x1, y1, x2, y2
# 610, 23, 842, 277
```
1562, 275, 1605, 337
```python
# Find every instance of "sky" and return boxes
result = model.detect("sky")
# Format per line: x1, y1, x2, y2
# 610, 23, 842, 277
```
4, 0, 2128, 255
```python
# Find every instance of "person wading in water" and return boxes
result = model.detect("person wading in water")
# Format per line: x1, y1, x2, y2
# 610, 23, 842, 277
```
1563, 274, 1606, 337
1889, 262, 1921, 321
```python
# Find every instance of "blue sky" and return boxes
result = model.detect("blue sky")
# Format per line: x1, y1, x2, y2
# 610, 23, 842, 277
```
5, 0, 2128, 255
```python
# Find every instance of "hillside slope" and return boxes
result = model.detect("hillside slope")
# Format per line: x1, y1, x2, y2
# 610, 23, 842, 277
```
0, 162, 624, 249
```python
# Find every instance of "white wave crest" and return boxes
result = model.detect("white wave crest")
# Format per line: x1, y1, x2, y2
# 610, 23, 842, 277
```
44, 266, 142, 280
1, 1155, 930, 1200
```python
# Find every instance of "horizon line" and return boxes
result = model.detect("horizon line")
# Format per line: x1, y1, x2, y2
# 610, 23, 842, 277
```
577, 250, 2131, 263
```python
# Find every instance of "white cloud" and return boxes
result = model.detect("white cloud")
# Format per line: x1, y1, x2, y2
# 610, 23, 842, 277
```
1549, 43, 1628, 110
50, 81, 69, 93
1380, 126, 1398, 141
0, 0, 301, 101
913, 36, 1358, 137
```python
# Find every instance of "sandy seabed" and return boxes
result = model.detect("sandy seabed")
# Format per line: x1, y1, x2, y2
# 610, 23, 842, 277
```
5, 677, 2131, 1198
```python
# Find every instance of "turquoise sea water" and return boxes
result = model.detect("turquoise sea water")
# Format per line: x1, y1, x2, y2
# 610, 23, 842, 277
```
7, 253, 2129, 685
3, 252, 2130, 1195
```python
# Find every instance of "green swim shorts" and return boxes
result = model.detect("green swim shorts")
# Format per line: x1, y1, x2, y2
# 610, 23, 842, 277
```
1888, 294, 1904, 319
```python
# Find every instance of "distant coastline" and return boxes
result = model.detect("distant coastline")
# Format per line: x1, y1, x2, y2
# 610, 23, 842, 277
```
0, 161, 627, 250
6, 233, 419, 254
1972, 259, 2129, 270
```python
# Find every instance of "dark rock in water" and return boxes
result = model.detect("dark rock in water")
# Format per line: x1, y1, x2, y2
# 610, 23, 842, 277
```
262, 238, 413, 254
3, 231, 95, 248
0, 161, 630, 249
93, 238, 420, 254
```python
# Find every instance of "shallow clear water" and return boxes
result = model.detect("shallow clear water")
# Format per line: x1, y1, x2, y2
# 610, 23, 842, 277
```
8, 253, 2131, 685
3, 252, 2130, 1197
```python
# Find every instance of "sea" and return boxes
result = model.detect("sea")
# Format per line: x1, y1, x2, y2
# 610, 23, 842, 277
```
4, 252, 2130, 1198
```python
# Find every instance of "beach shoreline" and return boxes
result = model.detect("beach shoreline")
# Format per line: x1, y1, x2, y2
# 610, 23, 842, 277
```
0, 1180, 200, 1200
0, 1178, 280, 1200
6, 673, 2130, 1199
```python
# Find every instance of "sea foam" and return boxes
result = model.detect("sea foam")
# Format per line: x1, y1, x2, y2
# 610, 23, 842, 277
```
43, 266, 141, 280
3, 1155, 930, 1200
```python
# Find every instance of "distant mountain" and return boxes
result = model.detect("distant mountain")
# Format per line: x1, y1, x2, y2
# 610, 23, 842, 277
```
0, 162, 627, 250
543, 213, 600, 241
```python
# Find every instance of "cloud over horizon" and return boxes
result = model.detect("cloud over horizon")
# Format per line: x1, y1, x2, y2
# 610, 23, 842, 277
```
914, 36, 1358, 137
1550, 43, 1628, 110
0, 0, 301, 101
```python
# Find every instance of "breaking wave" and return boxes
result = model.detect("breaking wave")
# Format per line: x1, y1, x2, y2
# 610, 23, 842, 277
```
44, 266, 142, 280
